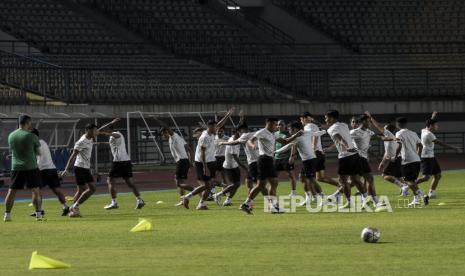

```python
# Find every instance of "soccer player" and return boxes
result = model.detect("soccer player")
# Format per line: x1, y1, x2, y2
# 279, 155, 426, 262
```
159, 125, 196, 205
415, 112, 462, 198
61, 123, 99, 217
97, 119, 145, 210
181, 108, 234, 210
274, 120, 297, 197
325, 110, 367, 208
31, 128, 69, 216
276, 121, 325, 206
4, 115, 44, 221
365, 112, 409, 196
350, 114, 387, 208
212, 127, 248, 206
214, 126, 229, 188
394, 117, 427, 206
239, 118, 302, 214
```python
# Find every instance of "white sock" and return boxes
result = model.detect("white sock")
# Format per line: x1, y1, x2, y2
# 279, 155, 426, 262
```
394, 179, 403, 187
111, 198, 117, 204
72, 203, 79, 209
198, 199, 205, 206
244, 197, 252, 206
428, 189, 434, 196
63, 204, 68, 209
372, 196, 379, 204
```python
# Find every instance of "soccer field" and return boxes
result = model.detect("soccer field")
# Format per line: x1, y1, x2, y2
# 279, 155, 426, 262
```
1, 171, 464, 276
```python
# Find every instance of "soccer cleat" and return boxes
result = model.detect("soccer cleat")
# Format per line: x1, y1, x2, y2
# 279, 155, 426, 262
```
288, 191, 297, 197
68, 207, 81, 218
223, 198, 232, 206
327, 193, 341, 204
423, 195, 430, 206
62, 207, 70, 216
270, 205, 285, 214
30, 210, 45, 217
196, 205, 209, 210
3, 213, 11, 222
36, 214, 46, 221
181, 196, 190, 209
104, 203, 119, 210
212, 193, 222, 206
298, 199, 310, 207
400, 185, 410, 197
239, 203, 253, 215
174, 200, 183, 207
407, 198, 421, 207
135, 200, 145, 210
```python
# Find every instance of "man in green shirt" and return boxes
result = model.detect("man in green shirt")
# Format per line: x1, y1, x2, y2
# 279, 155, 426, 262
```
274, 120, 297, 197
4, 115, 44, 222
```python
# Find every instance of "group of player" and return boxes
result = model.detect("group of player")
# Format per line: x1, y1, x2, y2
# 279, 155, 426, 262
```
2, 108, 461, 220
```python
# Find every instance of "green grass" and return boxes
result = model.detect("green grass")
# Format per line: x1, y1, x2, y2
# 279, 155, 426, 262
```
1, 170, 465, 275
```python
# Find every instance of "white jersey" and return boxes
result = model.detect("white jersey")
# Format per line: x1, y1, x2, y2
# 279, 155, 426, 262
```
37, 140, 56, 170
223, 137, 240, 169
304, 123, 325, 152
293, 130, 316, 161
214, 135, 229, 157
109, 131, 130, 162
421, 128, 436, 158
195, 130, 216, 163
253, 128, 276, 157
327, 122, 357, 159
74, 134, 93, 169
350, 127, 375, 159
238, 132, 259, 164
169, 133, 188, 162
383, 127, 397, 160
396, 129, 421, 165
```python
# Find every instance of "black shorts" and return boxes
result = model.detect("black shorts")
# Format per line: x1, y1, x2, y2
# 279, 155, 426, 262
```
10, 169, 42, 190
74, 167, 94, 186
215, 156, 225, 172
301, 158, 317, 178
109, 161, 133, 178
421, 157, 441, 175
225, 167, 241, 183
338, 154, 361, 175
247, 161, 258, 182
195, 161, 217, 182
359, 157, 372, 175
175, 159, 190, 180
274, 158, 294, 171
40, 169, 61, 189
258, 155, 277, 181
383, 157, 402, 177
402, 162, 421, 182
315, 151, 326, 171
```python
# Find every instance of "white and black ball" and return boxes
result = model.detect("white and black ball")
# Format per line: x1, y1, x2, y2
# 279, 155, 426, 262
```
361, 227, 381, 243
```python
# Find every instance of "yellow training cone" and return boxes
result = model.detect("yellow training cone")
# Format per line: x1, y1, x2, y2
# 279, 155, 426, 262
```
156, 201, 164, 204
28, 203, 33, 207
29, 251, 71, 270
438, 202, 446, 206
65, 196, 74, 202
130, 218, 153, 232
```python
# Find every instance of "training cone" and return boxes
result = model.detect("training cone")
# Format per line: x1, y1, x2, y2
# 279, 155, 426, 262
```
29, 251, 71, 270
156, 201, 164, 204
438, 202, 446, 206
130, 218, 153, 233
28, 203, 33, 207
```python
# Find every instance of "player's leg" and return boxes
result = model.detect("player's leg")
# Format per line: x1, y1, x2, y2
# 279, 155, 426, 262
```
181, 162, 208, 209
50, 187, 69, 215
104, 176, 119, 209
428, 174, 441, 198
31, 187, 43, 218
287, 170, 297, 197
4, 189, 17, 221
316, 170, 339, 187
339, 175, 352, 208
123, 177, 145, 209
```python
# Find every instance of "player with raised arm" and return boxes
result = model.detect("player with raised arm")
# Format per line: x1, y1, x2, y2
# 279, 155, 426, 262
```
416, 112, 462, 199
61, 123, 100, 217
31, 128, 69, 216
274, 120, 297, 197
212, 127, 248, 206
325, 110, 367, 209
214, 126, 229, 189
181, 108, 235, 210
365, 112, 410, 196
239, 118, 302, 214
394, 117, 427, 206
97, 118, 145, 210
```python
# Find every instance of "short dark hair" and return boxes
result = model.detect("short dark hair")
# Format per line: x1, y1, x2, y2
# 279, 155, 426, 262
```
19, 115, 31, 126
193, 127, 204, 133
266, 118, 279, 123
358, 114, 370, 122
426, 118, 438, 127
108, 125, 114, 130
386, 124, 396, 134
160, 126, 170, 133
236, 123, 249, 131
85, 123, 97, 131
300, 112, 313, 118
290, 121, 303, 130
207, 119, 217, 126
396, 117, 408, 127
325, 110, 339, 119
31, 128, 39, 137
351, 116, 360, 124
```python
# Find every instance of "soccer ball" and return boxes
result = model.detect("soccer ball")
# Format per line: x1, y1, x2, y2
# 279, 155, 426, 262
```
361, 227, 380, 243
